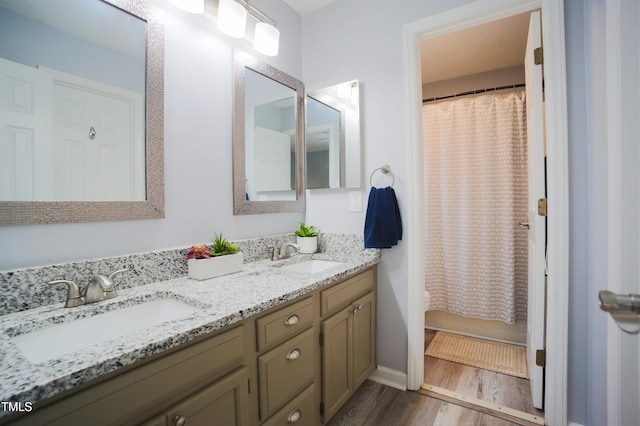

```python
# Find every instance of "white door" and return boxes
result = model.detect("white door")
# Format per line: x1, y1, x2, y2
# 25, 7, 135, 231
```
53, 82, 134, 201
0, 58, 53, 200
254, 126, 292, 192
605, 0, 640, 424
524, 10, 546, 410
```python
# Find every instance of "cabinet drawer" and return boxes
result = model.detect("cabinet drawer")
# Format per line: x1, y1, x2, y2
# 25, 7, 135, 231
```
164, 367, 251, 426
261, 383, 316, 426
320, 268, 374, 317
256, 296, 313, 351
258, 327, 315, 420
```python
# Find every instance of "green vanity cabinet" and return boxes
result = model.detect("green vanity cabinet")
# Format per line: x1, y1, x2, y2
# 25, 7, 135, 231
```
3, 266, 376, 426
6, 325, 248, 426
319, 269, 377, 424
142, 366, 251, 426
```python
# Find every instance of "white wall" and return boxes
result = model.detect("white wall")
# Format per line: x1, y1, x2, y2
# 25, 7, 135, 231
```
0, 0, 604, 423
0, 0, 304, 270
301, 0, 472, 377
302, 0, 594, 424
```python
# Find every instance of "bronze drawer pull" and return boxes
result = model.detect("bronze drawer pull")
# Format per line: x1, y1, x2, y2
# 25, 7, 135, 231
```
287, 408, 302, 423
286, 348, 301, 360
284, 314, 300, 326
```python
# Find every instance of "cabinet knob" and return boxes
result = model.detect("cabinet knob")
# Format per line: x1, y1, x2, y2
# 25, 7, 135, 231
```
287, 408, 302, 423
286, 348, 301, 360
351, 304, 362, 314
173, 415, 187, 426
284, 314, 300, 326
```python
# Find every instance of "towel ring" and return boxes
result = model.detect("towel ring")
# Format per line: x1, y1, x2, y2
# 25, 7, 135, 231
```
369, 164, 394, 187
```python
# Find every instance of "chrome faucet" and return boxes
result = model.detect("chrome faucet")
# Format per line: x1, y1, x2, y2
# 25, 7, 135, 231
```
48, 269, 128, 308
268, 243, 300, 261
280, 242, 299, 259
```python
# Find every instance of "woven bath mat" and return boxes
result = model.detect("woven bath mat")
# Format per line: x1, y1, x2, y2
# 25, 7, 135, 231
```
425, 332, 529, 378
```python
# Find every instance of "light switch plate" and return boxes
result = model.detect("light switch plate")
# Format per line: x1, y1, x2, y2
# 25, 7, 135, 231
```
349, 191, 363, 212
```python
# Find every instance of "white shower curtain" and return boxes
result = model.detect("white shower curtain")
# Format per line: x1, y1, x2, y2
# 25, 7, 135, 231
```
423, 91, 528, 324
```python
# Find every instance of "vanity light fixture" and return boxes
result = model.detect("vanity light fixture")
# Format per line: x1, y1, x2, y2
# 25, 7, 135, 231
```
169, 0, 204, 14
217, 0, 248, 38
217, 0, 280, 56
254, 21, 280, 56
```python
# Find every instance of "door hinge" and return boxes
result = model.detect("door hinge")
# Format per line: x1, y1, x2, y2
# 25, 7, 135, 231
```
248, 379, 251, 394
534, 47, 544, 65
537, 198, 547, 216
536, 349, 546, 367
320, 402, 325, 416
319, 332, 324, 346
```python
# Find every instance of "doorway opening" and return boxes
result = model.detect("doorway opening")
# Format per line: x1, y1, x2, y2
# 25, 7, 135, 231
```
419, 10, 544, 419
403, 1, 569, 424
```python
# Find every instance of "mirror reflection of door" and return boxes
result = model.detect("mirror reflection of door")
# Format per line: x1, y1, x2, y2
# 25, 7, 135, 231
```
52, 71, 143, 201
245, 67, 297, 202
0, 58, 53, 201
0, 0, 146, 202
307, 96, 341, 189
306, 80, 361, 189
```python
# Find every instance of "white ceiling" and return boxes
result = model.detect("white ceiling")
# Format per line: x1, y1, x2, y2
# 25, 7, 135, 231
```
421, 12, 531, 84
282, 0, 337, 15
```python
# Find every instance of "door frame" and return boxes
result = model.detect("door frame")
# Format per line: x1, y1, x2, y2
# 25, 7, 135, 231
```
402, 0, 569, 425
606, 0, 640, 424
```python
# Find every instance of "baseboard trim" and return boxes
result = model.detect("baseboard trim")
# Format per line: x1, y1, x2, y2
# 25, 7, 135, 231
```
368, 366, 407, 391
568, 423, 585, 426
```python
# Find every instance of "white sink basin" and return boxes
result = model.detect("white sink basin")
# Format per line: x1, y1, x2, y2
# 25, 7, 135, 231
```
282, 260, 343, 273
12, 299, 200, 363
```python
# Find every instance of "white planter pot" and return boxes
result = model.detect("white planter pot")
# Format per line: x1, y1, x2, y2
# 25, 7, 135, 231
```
296, 236, 318, 254
188, 252, 243, 280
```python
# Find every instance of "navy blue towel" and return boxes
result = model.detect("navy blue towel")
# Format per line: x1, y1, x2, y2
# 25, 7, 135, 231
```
364, 187, 402, 249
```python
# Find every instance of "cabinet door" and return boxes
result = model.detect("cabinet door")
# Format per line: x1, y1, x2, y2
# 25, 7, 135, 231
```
164, 367, 250, 426
352, 292, 376, 389
321, 307, 353, 422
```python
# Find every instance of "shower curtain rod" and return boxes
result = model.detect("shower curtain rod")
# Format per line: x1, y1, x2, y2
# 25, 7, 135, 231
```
422, 83, 526, 103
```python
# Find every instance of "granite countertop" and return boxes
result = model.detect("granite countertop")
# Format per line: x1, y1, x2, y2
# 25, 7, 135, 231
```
0, 250, 379, 412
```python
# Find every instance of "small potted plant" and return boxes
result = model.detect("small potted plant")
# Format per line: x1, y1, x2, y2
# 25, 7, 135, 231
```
294, 222, 321, 254
186, 233, 243, 280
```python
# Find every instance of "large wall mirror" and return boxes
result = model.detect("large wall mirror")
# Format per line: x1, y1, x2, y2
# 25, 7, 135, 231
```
306, 80, 361, 189
0, 0, 164, 225
233, 50, 305, 215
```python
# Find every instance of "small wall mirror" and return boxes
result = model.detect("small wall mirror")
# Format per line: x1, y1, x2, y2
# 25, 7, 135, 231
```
306, 80, 361, 189
0, 0, 164, 225
233, 50, 305, 215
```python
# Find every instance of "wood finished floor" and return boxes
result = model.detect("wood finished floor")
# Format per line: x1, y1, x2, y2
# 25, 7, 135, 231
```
327, 330, 544, 426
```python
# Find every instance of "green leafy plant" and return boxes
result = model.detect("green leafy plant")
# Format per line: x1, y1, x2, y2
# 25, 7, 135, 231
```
294, 222, 321, 237
209, 233, 240, 257
186, 234, 240, 260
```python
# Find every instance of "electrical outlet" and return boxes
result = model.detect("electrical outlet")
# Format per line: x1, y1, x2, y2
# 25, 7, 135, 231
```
349, 191, 363, 212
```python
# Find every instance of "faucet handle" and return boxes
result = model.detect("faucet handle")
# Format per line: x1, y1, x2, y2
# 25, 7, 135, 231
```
268, 245, 278, 261
48, 280, 84, 308
103, 268, 128, 296
107, 268, 128, 286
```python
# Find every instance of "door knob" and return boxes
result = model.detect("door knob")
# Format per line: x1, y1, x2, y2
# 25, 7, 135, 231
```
599, 290, 640, 334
